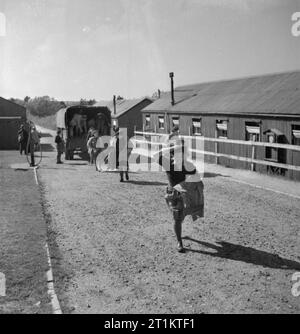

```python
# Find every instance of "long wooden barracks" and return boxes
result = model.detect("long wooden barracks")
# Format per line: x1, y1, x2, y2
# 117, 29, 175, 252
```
141, 71, 300, 181
0, 97, 26, 150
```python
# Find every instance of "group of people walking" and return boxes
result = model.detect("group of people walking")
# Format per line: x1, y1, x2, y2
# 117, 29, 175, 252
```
26, 122, 204, 253
98, 124, 204, 253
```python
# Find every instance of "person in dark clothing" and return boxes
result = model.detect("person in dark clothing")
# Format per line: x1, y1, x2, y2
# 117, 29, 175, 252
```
114, 127, 130, 182
55, 130, 65, 164
28, 123, 40, 167
164, 155, 196, 187
17, 124, 28, 155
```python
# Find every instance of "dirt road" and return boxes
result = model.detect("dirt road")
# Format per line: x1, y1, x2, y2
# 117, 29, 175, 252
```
38, 149, 300, 314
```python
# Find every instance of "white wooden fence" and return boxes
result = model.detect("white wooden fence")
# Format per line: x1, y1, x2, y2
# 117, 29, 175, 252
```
133, 131, 300, 173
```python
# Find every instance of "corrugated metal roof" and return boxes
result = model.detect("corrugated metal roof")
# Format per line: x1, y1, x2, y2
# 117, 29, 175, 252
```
142, 71, 300, 116
95, 97, 152, 118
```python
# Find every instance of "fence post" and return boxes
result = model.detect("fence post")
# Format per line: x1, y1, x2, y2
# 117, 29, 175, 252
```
251, 141, 256, 171
215, 129, 218, 165
0, 272, 5, 297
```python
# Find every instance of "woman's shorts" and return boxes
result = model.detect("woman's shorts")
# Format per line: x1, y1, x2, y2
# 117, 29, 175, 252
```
165, 187, 185, 222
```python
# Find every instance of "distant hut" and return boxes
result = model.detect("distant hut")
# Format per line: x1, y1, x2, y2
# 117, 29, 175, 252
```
95, 97, 153, 139
0, 97, 26, 150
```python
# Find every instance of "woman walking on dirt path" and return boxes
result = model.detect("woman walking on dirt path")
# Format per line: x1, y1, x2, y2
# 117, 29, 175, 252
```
155, 132, 204, 253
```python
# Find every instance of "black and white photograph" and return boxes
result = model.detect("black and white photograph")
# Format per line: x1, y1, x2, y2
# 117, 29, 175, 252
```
0, 0, 300, 318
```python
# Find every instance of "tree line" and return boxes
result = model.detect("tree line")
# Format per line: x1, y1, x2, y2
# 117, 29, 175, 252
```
10, 90, 161, 118
10, 96, 97, 117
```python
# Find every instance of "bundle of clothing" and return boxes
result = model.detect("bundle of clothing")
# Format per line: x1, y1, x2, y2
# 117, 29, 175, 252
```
157, 141, 205, 222
166, 179, 204, 222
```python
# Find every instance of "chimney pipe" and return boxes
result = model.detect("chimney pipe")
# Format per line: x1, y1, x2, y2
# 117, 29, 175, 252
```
158, 89, 161, 99
113, 95, 116, 115
169, 72, 175, 105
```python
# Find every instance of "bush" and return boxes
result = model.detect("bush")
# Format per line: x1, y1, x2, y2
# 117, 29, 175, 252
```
27, 112, 57, 130
26, 96, 63, 117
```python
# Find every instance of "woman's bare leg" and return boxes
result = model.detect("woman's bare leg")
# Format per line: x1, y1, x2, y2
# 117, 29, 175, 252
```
173, 210, 184, 252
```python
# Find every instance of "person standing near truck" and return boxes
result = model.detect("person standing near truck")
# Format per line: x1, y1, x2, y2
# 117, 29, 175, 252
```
55, 129, 65, 164
87, 130, 98, 165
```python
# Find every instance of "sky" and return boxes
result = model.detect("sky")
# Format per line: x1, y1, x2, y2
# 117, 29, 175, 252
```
0, 0, 299, 101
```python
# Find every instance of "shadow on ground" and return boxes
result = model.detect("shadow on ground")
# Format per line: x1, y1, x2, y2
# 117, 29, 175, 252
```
39, 133, 53, 138
126, 180, 168, 186
40, 143, 55, 152
183, 237, 300, 270
65, 163, 89, 166
203, 172, 230, 178
41, 167, 77, 171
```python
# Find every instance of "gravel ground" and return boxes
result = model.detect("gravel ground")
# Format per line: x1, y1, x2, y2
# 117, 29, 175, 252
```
38, 152, 300, 314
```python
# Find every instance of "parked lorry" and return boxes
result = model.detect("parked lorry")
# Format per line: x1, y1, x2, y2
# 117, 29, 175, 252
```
56, 105, 111, 160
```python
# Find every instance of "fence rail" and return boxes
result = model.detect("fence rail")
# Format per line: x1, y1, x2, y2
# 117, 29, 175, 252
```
133, 131, 300, 173
134, 131, 300, 152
